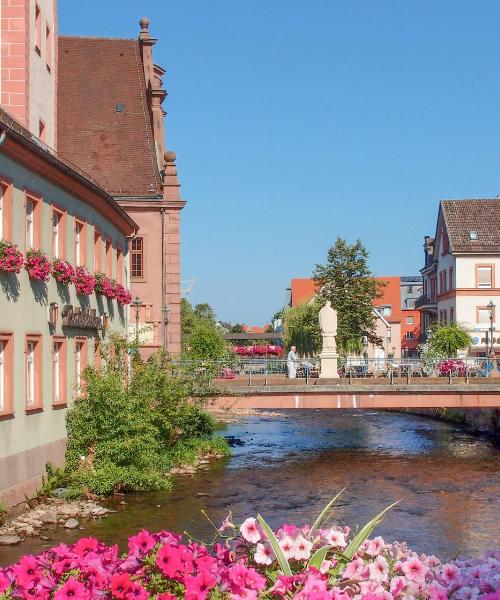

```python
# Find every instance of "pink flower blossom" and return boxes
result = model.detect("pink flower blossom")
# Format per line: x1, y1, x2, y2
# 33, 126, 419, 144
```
402, 556, 429, 583
0, 240, 24, 273
366, 536, 385, 557
53, 576, 89, 600
25, 249, 51, 281
293, 535, 313, 560
254, 543, 274, 565
128, 529, 156, 555
240, 518, 262, 544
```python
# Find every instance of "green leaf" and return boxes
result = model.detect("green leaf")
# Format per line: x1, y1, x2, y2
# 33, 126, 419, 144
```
309, 488, 345, 537
343, 499, 401, 561
308, 545, 330, 570
257, 514, 292, 577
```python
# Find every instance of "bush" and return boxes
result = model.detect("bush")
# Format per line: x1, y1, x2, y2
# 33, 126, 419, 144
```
50, 339, 229, 498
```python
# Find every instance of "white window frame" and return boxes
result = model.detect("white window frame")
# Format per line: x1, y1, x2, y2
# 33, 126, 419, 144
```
52, 211, 60, 257
478, 267, 492, 289
75, 342, 82, 390
26, 341, 35, 406
478, 309, 491, 326
0, 186, 3, 240
53, 342, 60, 403
26, 199, 34, 248
75, 223, 81, 266
0, 341, 5, 413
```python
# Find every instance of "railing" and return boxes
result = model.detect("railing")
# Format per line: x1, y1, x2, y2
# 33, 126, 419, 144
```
167, 356, 500, 387
415, 295, 437, 309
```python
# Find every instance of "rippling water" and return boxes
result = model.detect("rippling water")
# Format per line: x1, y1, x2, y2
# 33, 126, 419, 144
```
1, 410, 499, 566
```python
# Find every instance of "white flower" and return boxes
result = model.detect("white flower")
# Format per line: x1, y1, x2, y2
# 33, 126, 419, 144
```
240, 518, 261, 544
254, 542, 273, 565
293, 535, 313, 561
279, 535, 296, 560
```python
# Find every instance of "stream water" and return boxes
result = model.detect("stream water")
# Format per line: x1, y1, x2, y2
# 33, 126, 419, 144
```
1, 410, 499, 566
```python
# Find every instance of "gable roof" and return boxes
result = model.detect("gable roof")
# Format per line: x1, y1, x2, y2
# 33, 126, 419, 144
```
440, 199, 500, 254
57, 36, 162, 198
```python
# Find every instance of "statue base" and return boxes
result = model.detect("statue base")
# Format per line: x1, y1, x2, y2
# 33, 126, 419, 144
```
319, 350, 339, 378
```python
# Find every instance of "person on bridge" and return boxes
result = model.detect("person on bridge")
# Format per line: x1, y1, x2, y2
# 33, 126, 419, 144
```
287, 346, 297, 379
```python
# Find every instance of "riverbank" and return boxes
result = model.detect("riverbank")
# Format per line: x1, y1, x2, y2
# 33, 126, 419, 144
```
404, 407, 500, 436
205, 405, 287, 423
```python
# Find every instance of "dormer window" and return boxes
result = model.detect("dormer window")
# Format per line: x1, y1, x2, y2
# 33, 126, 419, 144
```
469, 230, 478, 240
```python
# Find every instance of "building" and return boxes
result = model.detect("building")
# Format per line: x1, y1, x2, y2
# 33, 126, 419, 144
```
0, 110, 137, 507
288, 275, 422, 358
0, 0, 138, 507
417, 199, 500, 356
57, 19, 185, 356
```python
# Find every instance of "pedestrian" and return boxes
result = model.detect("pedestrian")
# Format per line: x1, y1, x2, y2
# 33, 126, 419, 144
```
287, 345, 297, 379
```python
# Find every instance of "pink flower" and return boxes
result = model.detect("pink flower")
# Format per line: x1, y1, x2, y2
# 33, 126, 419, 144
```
73, 537, 99, 556
240, 518, 261, 544
53, 576, 89, 600
110, 573, 133, 599
25, 249, 51, 281
52, 258, 75, 285
128, 529, 156, 555
366, 536, 385, 557
342, 557, 366, 579
185, 570, 217, 599
368, 556, 389, 582
0, 571, 11, 593
127, 582, 150, 599
278, 535, 296, 560
441, 562, 461, 584
402, 556, 429, 583
12, 555, 41, 589
156, 544, 183, 578
323, 528, 347, 548
74, 266, 96, 295
0, 241, 24, 273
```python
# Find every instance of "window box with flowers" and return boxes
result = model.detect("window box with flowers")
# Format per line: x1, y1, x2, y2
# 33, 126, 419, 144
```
25, 248, 51, 281
52, 258, 75, 285
94, 272, 117, 299
115, 283, 132, 305
74, 266, 96, 296
0, 240, 24, 273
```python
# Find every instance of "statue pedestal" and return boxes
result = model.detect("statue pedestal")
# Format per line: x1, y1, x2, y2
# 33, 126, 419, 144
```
319, 350, 339, 378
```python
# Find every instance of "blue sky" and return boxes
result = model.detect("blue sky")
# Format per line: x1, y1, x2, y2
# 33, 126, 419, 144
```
60, 1, 500, 325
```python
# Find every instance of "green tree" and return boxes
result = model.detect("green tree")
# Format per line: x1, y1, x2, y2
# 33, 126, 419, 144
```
181, 298, 197, 341
185, 321, 228, 360
426, 323, 471, 357
283, 301, 322, 355
313, 238, 384, 354
194, 303, 216, 325
231, 323, 246, 333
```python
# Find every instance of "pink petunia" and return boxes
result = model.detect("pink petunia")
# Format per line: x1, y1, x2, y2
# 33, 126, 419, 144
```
156, 544, 183, 579
128, 529, 156, 555
12, 555, 41, 590
53, 576, 89, 600
110, 572, 133, 599
402, 556, 429, 583
240, 518, 262, 544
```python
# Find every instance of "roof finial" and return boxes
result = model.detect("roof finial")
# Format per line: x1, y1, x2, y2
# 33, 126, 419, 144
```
139, 17, 150, 35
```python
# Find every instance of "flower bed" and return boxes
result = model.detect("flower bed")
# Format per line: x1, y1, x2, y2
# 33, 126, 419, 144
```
24, 248, 51, 281
234, 345, 283, 357
0, 509, 497, 599
95, 272, 117, 299
437, 359, 466, 377
73, 266, 96, 296
0, 240, 24, 273
52, 258, 75, 285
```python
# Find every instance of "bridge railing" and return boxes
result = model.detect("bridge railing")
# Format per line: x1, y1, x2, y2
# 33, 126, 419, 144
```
167, 356, 499, 386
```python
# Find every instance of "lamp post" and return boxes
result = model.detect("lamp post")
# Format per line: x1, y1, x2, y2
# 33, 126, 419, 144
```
131, 296, 141, 346
162, 305, 170, 352
487, 299, 496, 355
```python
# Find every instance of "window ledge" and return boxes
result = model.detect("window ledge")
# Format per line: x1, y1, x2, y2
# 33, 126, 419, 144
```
0, 412, 14, 421
25, 406, 43, 414
52, 402, 67, 410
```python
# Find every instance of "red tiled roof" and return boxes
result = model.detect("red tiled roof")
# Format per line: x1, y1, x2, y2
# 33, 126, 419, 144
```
441, 199, 500, 254
57, 36, 162, 197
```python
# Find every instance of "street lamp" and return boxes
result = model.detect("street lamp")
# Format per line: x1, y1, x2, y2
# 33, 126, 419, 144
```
487, 299, 496, 355
131, 296, 142, 346
162, 305, 170, 351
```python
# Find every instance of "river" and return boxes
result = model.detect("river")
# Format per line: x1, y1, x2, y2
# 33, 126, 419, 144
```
1, 410, 499, 566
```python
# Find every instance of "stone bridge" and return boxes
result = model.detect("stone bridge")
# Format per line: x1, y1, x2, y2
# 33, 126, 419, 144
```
213, 381, 500, 410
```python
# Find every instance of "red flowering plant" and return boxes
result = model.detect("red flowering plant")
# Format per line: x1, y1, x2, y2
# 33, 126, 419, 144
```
24, 248, 51, 281
94, 272, 117, 299
52, 258, 75, 285
115, 283, 133, 305
73, 266, 96, 296
0, 240, 24, 273
233, 345, 283, 357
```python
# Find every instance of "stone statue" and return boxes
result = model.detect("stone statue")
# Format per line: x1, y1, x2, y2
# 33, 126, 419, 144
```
319, 301, 339, 378
319, 300, 337, 352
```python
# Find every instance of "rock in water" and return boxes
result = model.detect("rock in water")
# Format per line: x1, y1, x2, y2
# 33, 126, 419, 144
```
0, 535, 21, 545
64, 518, 79, 529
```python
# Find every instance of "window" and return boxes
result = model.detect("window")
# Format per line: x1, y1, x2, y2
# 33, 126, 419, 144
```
478, 307, 494, 325
116, 248, 123, 284
45, 24, 51, 71
406, 316, 414, 325
105, 240, 112, 277
442, 231, 449, 255
35, 4, 41, 54
449, 266, 454, 290
405, 332, 414, 340
75, 220, 86, 267
0, 186, 3, 240
407, 286, 413, 294
39, 120, 45, 143
477, 266, 493, 289
94, 231, 102, 272
0, 334, 12, 415
450, 307, 454, 323
378, 305, 392, 317
52, 339, 66, 405
131, 237, 143, 278
26, 336, 41, 410
26, 198, 35, 248
75, 339, 87, 394
52, 209, 66, 259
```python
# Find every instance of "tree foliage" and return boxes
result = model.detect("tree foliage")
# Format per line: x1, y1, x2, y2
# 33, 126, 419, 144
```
181, 299, 228, 358
313, 238, 384, 354
283, 301, 322, 355
426, 323, 471, 358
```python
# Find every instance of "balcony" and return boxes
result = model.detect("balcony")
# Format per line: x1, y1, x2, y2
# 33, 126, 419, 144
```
415, 295, 437, 310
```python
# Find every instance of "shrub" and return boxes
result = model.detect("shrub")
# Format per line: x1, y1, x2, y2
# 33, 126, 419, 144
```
54, 340, 228, 497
